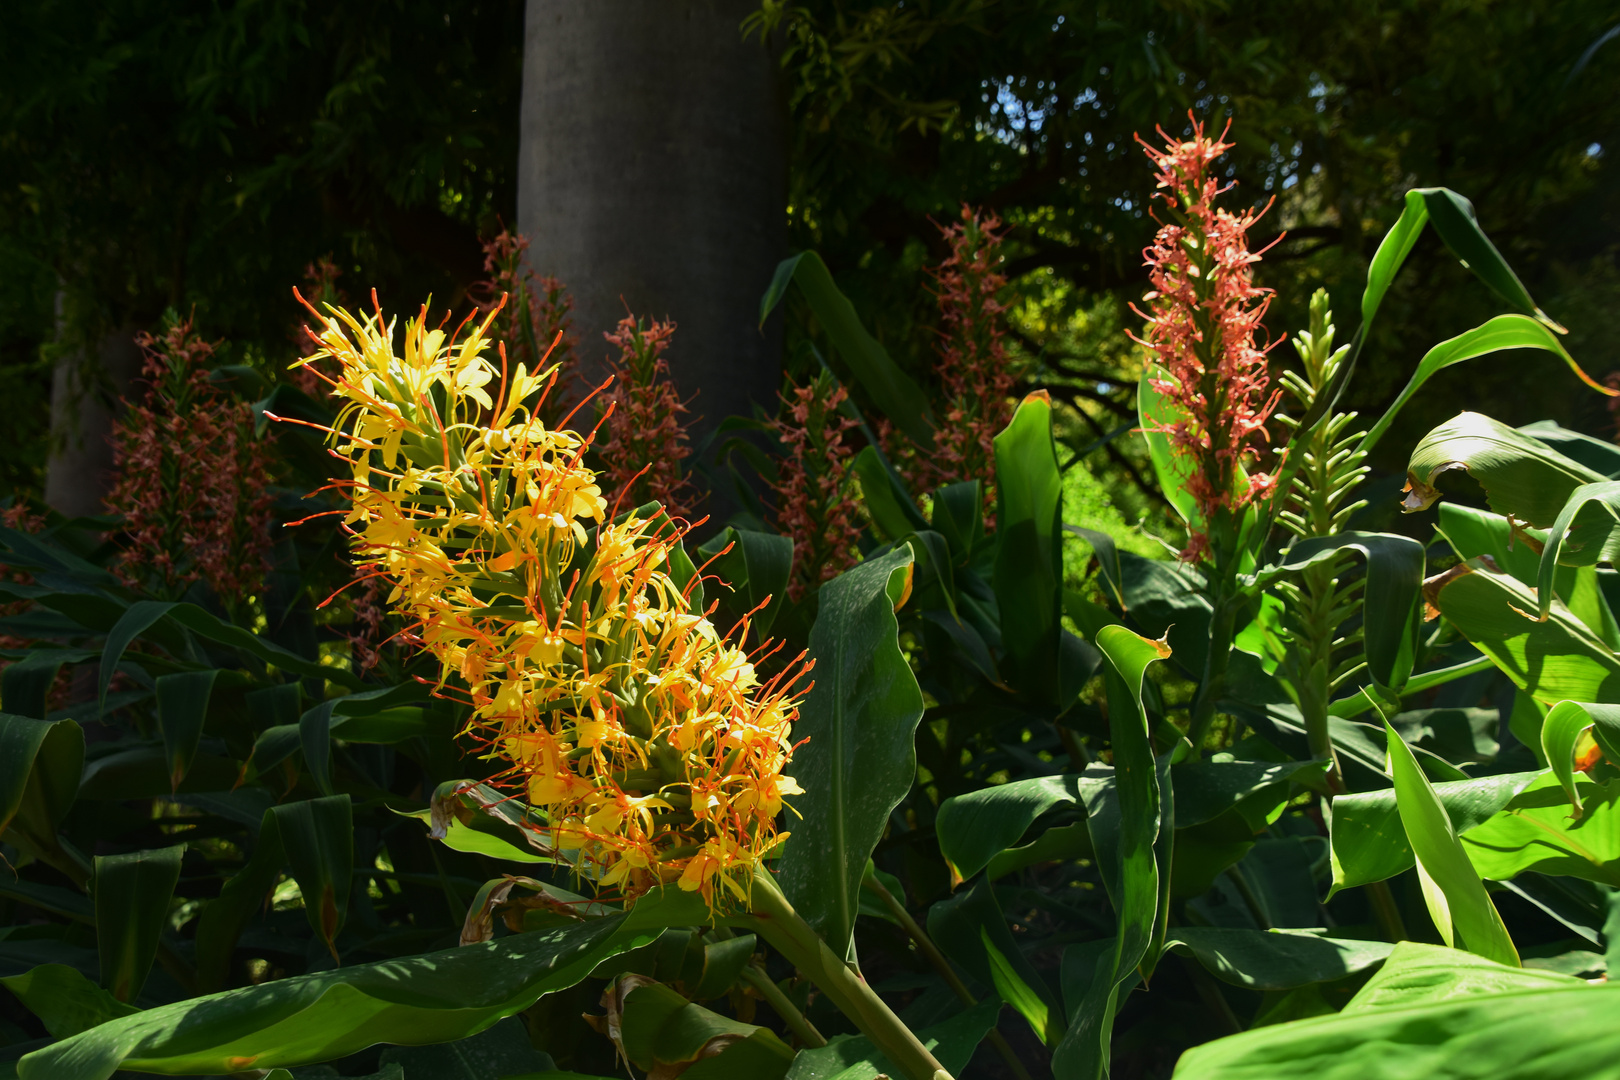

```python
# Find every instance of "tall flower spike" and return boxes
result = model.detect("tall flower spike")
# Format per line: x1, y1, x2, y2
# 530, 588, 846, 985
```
596, 313, 704, 523
282, 294, 810, 913
1131, 115, 1283, 564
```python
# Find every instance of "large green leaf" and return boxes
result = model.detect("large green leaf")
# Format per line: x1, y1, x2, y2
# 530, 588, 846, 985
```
1051, 625, 1170, 1080
936, 774, 1091, 880
777, 547, 923, 957
2, 648, 92, 719
1172, 943, 1615, 1080
1328, 772, 1537, 892
15, 902, 686, 1080
93, 845, 185, 1003
1363, 316, 1597, 451
1384, 722, 1518, 966
1403, 412, 1607, 527
992, 391, 1065, 707
1458, 771, 1620, 887
1433, 504, 1619, 643
1161, 928, 1393, 992
269, 796, 353, 963
1431, 561, 1620, 706
155, 670, 219, 792
1541, 700, 1620, 815
0, 965, 139, 1039
0, 715, 83, 872
617, 978, 793, 1078
759, 251, 934, 448
1264, 533, 1425, 691
1519, 420, 1620, 478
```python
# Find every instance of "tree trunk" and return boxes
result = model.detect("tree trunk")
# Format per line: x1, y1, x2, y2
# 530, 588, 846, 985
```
44, 313, 141, 520
517, 0, 787, 472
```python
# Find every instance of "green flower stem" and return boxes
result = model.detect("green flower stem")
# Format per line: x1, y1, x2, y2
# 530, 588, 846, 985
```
862, 871, 1033, 1080
1186, 592, 1240, 756
744, 873, 954, 1080
738, 961, 827, 1048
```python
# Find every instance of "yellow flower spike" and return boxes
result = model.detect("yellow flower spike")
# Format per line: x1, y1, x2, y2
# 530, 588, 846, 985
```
289, 297, 814, 914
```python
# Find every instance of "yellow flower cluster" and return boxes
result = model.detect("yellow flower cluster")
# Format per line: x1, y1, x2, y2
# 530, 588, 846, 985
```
289, 296, 809, 911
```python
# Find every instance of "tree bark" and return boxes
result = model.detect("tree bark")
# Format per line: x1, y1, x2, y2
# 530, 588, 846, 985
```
517, 0, 787, 464
44, 313, 141, 520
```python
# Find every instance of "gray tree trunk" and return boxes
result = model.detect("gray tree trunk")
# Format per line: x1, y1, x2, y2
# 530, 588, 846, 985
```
44, 317, 141, 520
517, 1, 787, 473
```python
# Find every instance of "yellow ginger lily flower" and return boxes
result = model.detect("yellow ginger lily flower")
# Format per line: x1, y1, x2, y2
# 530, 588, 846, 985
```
284, 293, 812, 912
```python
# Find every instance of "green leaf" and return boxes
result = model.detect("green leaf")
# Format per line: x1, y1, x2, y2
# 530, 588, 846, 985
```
1328, 772, 1536, 893
93, 845, 185, 1003
1065, 525, 1126, 610
851, 445, 929, 542
777, 547, 923, 957
1171, 759, 1330, 830
1403, 412, 1607, 528
404, 782, 554, 866
1457, 771, 1620, 887
783, 996, 1001, 1080
194, 808, 287, 993
936, 774, 1093, 880
269, 796, 353, 962
760, 251, 935, 448
98, 600, 176, 716
1172, 943, 1613, 1080
1363, 317, 1599, 451
1434, 505, 1612, 642
1161, 928, 1393, 992
927, 877, 1065, 1046
1359, 189, 1431, 331
619, 979, 793, 1077
1536, 481, 1620, 623
1431, 560, 1620, 706
2, 649, 91, 719
1384, 721, 1519, 966
155, 670, 218, 792
1519, 420, 1620, 478
1137, 368, 1200, 527
1416, 189, 1565, 332
695, 527, 794, 640
1052, 625, 1170, 1080
993, 391, 1065, 707
1264, 532, 1425, 691
932, 481, 985, 564
0, 714, 83, 866
1541, 700, 1620, 814
17, 915, 662, 1080
0, 965, 140, 1039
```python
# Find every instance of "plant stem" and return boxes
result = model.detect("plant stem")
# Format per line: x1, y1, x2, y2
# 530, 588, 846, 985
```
1364, 879, 1410, 943
1186, 594, 1239, 757
744, 873, 953, 1080
738, 962, 827, 1048
863, 872, 1034, 1080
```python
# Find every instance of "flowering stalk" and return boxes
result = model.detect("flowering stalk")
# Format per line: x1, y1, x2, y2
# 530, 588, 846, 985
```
107, 317, 275, 607
284, 294, 807, 912
1132, 117, 1282, 756
770, 372, 863, 601
1132, 117, 1282, 568
470, 230, 579, 428
881, 205, 1018, 522
597, 314, 704, 522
